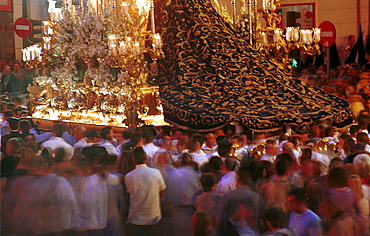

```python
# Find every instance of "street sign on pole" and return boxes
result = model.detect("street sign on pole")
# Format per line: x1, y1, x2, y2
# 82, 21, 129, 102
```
14, 17, 33, 38
319, 21, 336, 48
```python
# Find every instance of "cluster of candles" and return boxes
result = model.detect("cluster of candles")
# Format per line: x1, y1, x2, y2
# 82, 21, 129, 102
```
108, 33, 162, 57
261, 27, 321, 45
22, 45, 43, 62
262, 0, 277, 11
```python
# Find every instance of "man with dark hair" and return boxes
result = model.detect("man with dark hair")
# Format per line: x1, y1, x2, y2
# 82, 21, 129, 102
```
350, 125, 361, 141
215, 157, 238, 195
1, 110, 13, 136
216, 166, 261, 235
217, 140, 232, 162
288, 188, 322, 236
194, 173, 221, 219
125, 147, 166, 236
202, 132, 217, 155
0, 65, 17, 95
98, 126, 119, 156
122, 133, 144, 151
142, 130, 159, 164
265, 207, 296, 236
1, 117, 22, 154
357, 132, 370, 152
264, 160, 297, 213
41, 123, 74, 161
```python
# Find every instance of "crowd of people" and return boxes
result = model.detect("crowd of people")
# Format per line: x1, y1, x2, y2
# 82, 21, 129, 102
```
0, 52, 370, 236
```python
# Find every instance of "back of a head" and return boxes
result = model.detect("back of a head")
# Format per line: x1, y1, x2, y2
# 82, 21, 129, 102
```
237, 166, 252, 185
265, 207, 287, 229
217, 140, 232, 157
81, 145, 108, 162
53, 123, 65, 137
192, 211, 213, 236
7, 117, 19, 130
357, 132, 369, 143
327, 167, 348, 188
19, 119, 31, 134
208, 156, 223, 171
200, 173, 217, 192
132, 146, 146, 164
289, 188, 307, 203
275, 160, 288, 176
100, 126, 112, 140
131, 133, 144, 145
225, 157, 237, 171
122, 130, 132, 140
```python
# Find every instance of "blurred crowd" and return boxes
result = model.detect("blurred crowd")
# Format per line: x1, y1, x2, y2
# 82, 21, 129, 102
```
0, 51, 370, 236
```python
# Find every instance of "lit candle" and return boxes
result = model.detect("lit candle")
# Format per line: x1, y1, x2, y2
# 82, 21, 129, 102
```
133, 41, 141, 55
293, 27, 300, 42
273, 29, 282, 42
21, 48, 27, 62
152, 34, 162, 48
313, 28, 321, 43
286, 27, 293, 41
300, 29, 312, 44
122, 2, 128, 15
43, 37, 52, 50
126, 36, 132, 52
108, 34, 117, 55
26, 48, 31, 61
262, 0, 266, 10
261, 32, 268, 45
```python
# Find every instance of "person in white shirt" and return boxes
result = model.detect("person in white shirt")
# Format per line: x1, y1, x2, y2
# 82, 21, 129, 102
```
202, 132, 217, 155
231, 135, 250, 162
142, 131, 159, 165
357, 132, 370, 152
41, 123, 74, 161
125, 147, 166, 236
260, 143, 278, 163
73, 126, 88, 153
215, 157, 238, 195
98, 127, 119, 156
153, 137, 173, 165
188, 140, 208, 168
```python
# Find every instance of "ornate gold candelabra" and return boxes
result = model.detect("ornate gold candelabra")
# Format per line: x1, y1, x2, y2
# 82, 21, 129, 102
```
256, 0, 321, 69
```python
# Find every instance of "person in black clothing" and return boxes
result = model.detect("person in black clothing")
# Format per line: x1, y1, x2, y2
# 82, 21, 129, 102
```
1, 117, 22, 154
0, 65, 17, 95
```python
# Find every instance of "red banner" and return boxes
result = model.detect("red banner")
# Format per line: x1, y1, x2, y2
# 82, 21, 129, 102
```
0, 0, 12, 12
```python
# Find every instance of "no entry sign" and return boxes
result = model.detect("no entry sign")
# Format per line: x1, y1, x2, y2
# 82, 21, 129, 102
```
319, 21, 336, 48
14, 17, 32, 38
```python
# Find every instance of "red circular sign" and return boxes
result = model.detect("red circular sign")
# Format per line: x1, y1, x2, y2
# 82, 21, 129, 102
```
319, 21, 336, 48
14, 17, 33, 38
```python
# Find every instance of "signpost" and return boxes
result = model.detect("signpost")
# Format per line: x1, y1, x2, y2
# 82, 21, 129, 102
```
14, 17, 32, 38
319, 21, 336, 76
